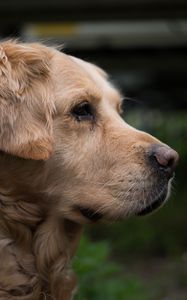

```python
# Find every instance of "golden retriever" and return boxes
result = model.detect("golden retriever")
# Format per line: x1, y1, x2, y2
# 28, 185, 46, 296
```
0, 40, 179, 300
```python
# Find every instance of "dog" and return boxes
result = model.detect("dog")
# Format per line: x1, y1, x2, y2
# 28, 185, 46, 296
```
0, 40, 178, 300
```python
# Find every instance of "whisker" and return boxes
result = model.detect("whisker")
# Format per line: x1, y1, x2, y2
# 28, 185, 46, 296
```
122, 96, 143, 105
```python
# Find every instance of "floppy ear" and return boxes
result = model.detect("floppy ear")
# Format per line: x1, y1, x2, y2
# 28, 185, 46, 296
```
0, 40, 55, 160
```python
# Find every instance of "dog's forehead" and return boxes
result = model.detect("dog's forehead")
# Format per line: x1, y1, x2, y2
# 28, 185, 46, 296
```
68, 55, 122, 109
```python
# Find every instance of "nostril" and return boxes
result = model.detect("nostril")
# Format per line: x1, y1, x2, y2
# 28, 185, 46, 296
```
167, 156, 176, 168
150, 145, 179, 175
154, 148, 178, 168
154, 152, 169, 168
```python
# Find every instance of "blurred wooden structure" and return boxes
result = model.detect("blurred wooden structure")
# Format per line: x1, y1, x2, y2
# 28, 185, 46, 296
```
0, 0, 186, 109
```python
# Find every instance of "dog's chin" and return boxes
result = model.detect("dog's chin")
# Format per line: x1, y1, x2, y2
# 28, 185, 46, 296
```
136, 187, 168, 216
75, 183, 171, 223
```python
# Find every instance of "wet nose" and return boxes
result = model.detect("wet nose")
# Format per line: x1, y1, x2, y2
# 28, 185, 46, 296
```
149, 145, 179, 177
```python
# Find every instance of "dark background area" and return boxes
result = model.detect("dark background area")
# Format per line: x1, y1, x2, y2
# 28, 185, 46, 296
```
1, 1, 187, 299
1, 0, 187, 110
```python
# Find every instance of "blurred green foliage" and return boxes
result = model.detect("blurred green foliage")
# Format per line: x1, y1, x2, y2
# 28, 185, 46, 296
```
74, 236, 150, 300
74, 110, 187, 299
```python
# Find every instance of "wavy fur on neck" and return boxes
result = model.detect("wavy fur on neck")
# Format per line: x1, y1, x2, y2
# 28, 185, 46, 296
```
0, 187, 82, 300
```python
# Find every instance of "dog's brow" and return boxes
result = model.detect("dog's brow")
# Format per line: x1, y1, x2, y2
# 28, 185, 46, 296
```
75, 88, 102, 104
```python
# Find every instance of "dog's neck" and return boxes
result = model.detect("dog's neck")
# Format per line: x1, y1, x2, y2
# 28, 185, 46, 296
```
0, 153, 83, 300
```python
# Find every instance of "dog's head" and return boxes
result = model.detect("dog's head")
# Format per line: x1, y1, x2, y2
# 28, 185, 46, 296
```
0, 41, 179, 224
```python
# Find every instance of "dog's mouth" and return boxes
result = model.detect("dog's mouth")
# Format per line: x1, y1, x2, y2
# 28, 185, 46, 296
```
137, 188, 168, 216
77, 184, 169, 221
79, 207, 103, 222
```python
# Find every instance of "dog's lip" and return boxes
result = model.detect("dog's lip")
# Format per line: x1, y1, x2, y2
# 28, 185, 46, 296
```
78, 207, 103, 222
137, 188, 167, 216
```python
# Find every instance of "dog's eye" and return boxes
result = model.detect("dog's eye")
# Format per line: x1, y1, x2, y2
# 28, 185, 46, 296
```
71, 102, 94, 121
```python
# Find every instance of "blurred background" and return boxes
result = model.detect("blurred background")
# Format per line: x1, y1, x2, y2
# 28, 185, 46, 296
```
1, 1, 186, 299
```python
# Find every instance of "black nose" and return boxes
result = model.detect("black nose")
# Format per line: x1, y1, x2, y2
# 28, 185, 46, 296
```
149, 145, 179, 177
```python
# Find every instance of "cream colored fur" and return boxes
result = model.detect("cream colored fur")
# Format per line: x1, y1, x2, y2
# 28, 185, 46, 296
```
0, 40, 173, 299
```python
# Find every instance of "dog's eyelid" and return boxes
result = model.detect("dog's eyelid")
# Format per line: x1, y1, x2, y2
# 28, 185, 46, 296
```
70, 100, 91, 113
71, 101, 95, 122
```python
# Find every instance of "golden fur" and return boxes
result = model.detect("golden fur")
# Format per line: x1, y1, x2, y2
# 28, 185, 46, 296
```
0, 40, 178, 299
